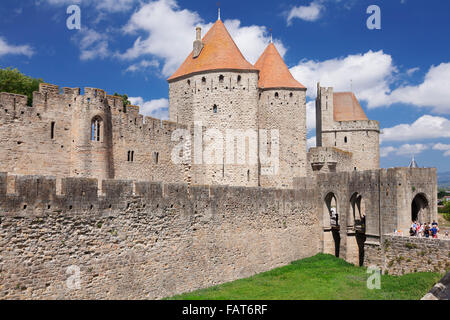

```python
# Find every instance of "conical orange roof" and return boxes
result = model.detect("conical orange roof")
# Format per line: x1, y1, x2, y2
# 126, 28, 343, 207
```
254, 43, 305, 90
333, 92, 368, 121
168, 20, 257, 81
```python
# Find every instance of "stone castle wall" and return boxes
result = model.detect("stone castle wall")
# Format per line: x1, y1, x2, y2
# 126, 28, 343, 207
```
294, 168, 438, 267
307, 147, 353, 175
0, 172, 320, 299
0, 89, 73, 178
365, 235, 450, 275
0, 84, 191, 186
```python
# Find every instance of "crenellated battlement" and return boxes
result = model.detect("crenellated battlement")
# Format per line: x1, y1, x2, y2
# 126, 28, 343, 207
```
0, 92, 28, 108
326, 119, 380, 132
0, 172, 313, 217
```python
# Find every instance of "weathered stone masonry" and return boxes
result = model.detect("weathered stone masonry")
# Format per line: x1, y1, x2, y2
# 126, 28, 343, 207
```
369, 235, 449, 276
0, 173, 320, 299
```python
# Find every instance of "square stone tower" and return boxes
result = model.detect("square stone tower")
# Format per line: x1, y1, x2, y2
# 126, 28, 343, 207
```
315, 85, 380, 172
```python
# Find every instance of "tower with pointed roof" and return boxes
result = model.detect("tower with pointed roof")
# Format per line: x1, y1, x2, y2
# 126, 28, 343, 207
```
255, 42, 308, 187
168, 20, 310, 188
168, 19, 260, 187
315, 85, 380, 172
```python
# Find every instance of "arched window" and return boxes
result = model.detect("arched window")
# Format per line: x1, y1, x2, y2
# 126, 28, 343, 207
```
213, 104, 218, 113
344, 136, 348, 143
201, 77, 206, 84
237, 75, 242, 84
91, 116, 103, 142
219, 75, 224, 83
275, 92, 279, 98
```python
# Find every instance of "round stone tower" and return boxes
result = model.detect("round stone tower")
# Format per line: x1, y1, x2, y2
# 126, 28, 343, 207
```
168, 19, 260, 187
255, 43, 308, 188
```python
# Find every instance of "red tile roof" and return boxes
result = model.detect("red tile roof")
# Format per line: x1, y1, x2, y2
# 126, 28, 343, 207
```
333, 92, 368, 121
254, 43, 305, 90
168, 20, 257, 81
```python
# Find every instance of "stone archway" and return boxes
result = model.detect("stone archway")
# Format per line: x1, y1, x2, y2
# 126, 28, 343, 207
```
411, 193, 429, 223
323, 192, 340, 257
347, 193, 367, 266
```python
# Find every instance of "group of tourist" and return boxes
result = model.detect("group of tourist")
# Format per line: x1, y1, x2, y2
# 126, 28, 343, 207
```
409, 220, 442, 238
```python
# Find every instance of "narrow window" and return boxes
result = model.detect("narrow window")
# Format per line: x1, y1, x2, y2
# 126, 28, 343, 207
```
247, 170, 250, 182
128, 151, 131, 162
275, 92, 279, 98
91, 116, 103, 142
202, 77, 206, 84
51, 122, 55, 140
213, 104, 218, 113
96, 121, 101, 141
187, 80, 191, 86
131, 151, 134, 162
344, 136, 348, 143
290, 92, 293, 98
237, 75, 242, 84
154, 152, 159, 164
219, 75, 224, 83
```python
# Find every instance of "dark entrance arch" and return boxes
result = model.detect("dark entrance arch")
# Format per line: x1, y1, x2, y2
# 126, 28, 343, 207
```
411, 193, 429, 222
349, 192, 367, 266
324, 192, 340, 257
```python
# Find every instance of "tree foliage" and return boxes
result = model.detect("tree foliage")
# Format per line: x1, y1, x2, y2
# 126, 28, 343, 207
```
0, 67, 43, 106
113, 93, 131, 107
438, 200, 450, 216
438, 188, 448, 200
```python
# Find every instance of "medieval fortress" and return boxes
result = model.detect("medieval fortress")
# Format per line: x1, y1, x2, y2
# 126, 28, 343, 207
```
0, 19, 446, 299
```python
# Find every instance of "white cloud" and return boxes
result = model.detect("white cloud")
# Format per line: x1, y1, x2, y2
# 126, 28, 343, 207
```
119, 0, 283, 76
125, 59, 160, 73
380, 146, 396, 158
381, 115, 450, 142
389, 63, 450, 114
307, 136, 316, 149
129, 96, 169, 119
380, 144, 429, 158
406, 67, 419, 76
306, 100, 316, 132
287, 1, 324, 24
223, 20, 286, 64
290, 50, 395, 107
0, 36, 34, 57
73, 28, 109, 61
291, 50, 450, 114
433, 143, 450, 157
290, 50, 450, 114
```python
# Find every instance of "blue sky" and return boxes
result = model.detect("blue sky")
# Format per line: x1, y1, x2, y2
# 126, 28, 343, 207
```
0, 0, 449, 172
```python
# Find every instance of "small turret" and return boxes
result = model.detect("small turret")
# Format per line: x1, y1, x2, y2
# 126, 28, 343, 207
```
408, 155, 419, 168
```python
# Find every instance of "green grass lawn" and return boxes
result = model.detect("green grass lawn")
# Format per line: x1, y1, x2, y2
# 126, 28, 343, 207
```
168, 254, 442, 300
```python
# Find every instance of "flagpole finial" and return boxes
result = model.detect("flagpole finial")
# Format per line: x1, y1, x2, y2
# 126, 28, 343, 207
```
269, 28, 273, 43
217, 2, 221, 20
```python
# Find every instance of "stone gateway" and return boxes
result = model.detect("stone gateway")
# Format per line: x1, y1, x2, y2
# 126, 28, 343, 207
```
0, 17, 440, 299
